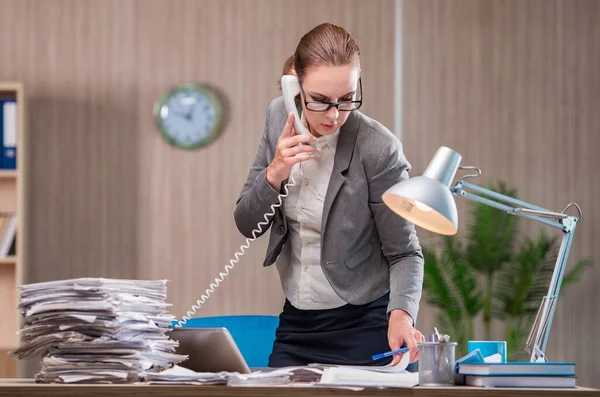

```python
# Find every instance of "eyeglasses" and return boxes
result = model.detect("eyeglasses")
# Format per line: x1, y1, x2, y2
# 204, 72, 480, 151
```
299, 78, 363, 112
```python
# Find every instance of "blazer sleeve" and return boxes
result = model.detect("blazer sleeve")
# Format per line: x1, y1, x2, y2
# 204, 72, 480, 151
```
233, 102, 283, 239
367, 136, 424, 324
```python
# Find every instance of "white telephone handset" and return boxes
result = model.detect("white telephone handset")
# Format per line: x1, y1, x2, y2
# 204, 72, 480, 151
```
280, 74, 311, 136
174, 76, 307, 328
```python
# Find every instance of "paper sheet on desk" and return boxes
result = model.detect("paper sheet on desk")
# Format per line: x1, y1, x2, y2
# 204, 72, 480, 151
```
143, 365, 228, 385
227, 366, 324, 386
483, 353, 502, 363
317, 353, 419, 388
143, 365, 322, 386
319, 368, 418, 388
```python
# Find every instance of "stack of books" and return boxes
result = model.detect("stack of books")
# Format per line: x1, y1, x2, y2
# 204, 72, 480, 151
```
457, 360, 576, 388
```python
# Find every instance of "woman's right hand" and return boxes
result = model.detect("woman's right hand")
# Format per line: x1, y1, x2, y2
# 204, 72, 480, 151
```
266, 112, 318, 190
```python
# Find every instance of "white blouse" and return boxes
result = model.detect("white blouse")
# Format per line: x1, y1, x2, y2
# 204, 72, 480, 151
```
275, 129, 347, 310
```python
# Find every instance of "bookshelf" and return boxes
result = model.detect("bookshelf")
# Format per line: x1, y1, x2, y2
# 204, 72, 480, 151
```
0, 82, 25, 378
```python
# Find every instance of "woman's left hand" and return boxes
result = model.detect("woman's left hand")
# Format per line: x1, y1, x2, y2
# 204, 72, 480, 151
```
388, 310, 425, 365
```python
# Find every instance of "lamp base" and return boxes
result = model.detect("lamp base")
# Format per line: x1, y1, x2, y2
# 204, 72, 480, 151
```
529, 346, 549, 363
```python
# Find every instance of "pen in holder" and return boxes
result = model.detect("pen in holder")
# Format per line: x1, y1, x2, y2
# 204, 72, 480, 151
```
417, 328, 457, 386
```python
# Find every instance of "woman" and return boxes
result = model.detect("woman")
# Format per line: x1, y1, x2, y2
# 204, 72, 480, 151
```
234, 23, 425, 368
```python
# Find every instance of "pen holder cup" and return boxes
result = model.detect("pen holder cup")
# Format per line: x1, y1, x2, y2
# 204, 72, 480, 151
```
417, 342, 457, 386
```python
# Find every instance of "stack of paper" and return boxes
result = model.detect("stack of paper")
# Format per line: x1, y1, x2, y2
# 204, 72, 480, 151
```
143, 365, 229, 385
318, 366, 419, 388
227, 366, 324, 387
9, 278, 188, 384
315, 354, 419, 389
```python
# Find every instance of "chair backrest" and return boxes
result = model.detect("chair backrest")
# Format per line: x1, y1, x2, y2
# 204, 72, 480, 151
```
176, 315, 279, 368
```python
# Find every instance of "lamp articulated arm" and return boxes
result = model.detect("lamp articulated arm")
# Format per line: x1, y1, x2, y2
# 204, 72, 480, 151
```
451, 179, 580, 362
381, 146, 582, 363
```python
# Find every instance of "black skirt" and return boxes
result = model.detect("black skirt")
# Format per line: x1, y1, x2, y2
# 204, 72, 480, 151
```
269, 292, 417, 371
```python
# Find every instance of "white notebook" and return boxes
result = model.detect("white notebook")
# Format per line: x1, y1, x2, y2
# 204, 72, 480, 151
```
458, 361, 575, 376
465, 375, 576, 388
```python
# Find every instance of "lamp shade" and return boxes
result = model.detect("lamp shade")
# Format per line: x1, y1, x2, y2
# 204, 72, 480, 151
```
382, 146, 461, 236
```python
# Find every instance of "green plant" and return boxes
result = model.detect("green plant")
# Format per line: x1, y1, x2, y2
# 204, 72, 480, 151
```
422, 181, 591, 360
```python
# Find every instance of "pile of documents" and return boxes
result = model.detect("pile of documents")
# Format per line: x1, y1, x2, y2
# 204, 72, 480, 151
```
226, 366, 323, 387
312, 354, 419, 389
8, 277, 422, 388
143, 365, 229, 385
9, 278, 189, 384
317, 364, 419, 388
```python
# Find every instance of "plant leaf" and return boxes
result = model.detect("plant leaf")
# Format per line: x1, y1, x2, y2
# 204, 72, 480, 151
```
442, 236, 483, 317
561, 258, 592, 292
423, 242, 482, 320
422, 247, 457, 315
434, 311, 471, 358
505, 315, 536, 361
465, 181, 519, 274
493, 231, 557, 319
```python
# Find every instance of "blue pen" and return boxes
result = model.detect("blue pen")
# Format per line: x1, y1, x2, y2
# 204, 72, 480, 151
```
372, 347, 409, 361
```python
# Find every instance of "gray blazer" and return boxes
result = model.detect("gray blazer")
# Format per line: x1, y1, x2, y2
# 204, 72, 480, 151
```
234, 97, 424, 322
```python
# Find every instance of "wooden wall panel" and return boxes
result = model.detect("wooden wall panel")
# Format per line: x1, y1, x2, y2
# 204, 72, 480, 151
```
0, 0, 140, 282
403, 0, 600, 388
0, 0, 396, 376
132, 0, 396, 318
0, 350, 16, 378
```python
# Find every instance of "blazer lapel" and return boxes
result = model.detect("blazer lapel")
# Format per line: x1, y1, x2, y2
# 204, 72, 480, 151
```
321, 111, 361, 236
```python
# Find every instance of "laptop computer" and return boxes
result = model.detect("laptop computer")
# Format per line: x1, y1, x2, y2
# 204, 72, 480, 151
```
168, 327, 252, 374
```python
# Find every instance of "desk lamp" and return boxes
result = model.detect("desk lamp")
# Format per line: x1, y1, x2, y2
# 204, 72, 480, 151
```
382, 146, 581, 363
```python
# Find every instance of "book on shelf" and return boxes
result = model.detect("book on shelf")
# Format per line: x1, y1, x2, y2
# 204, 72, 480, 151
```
0, 98, 17, 170
0, 212, 17, 257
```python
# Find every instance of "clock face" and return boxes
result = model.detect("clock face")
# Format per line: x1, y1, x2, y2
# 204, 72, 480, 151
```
153, 83, 224, 149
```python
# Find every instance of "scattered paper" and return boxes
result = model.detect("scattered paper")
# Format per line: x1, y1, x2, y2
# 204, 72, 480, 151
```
227, 366, 324, 387
483, 353, 502, 363
143, 364, 228, 385
315, 354, 418, 389
319, 367, 418, 388
317, 352, 410, 373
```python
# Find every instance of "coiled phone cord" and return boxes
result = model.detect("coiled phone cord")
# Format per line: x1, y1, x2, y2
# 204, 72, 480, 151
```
173, 174, 297, 328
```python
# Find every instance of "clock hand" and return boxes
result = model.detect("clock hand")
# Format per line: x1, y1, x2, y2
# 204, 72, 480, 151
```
171, 109, 188, 118
185, 107, 194, 121
171, 108, 195, 122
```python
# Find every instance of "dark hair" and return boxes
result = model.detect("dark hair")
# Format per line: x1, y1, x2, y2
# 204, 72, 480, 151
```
278, 23, 360, 88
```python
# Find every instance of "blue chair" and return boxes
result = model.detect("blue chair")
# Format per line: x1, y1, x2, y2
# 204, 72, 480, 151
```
176, 315, 279, 368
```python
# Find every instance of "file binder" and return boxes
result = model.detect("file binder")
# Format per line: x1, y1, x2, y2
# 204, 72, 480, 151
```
0, 99, 17, 169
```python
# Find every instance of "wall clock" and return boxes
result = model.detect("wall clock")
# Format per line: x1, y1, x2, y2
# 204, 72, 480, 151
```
153, 83, 225, 150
